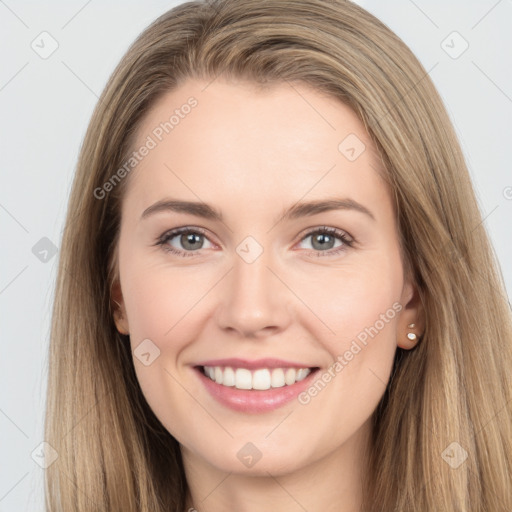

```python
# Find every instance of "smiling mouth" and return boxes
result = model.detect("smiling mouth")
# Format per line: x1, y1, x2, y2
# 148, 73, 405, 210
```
197, 365, 320, 391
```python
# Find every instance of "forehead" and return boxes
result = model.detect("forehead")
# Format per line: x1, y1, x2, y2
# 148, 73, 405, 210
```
123, 78, 393, 223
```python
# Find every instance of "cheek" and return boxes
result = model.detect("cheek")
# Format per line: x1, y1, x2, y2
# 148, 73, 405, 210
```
120, 263, 208, 435
121, 258, 213, 342
296, 254, 403, 346
295, 251, 404, 409
123, 276, 171, 341
293, 269, 402, 443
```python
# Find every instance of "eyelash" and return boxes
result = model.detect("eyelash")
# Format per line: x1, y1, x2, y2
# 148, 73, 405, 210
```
155, 226, 355, 258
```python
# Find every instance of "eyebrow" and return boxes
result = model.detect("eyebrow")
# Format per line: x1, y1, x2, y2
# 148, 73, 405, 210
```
140, 197, 376, 224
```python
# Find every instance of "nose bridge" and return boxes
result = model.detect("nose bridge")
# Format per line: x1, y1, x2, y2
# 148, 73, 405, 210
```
216, 235, 289, 336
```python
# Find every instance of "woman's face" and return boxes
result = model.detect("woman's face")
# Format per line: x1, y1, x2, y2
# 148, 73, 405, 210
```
113, 78, 421, 477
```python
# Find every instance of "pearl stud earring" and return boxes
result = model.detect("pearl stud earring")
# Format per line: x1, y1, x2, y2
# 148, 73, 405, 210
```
407, 323, 417, 341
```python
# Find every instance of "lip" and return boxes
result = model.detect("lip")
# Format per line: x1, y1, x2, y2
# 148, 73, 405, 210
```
194, 357, 315, 370
193, 364, 320, 413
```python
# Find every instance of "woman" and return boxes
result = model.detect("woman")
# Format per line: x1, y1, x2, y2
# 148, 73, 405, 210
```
44, 0, 512, 510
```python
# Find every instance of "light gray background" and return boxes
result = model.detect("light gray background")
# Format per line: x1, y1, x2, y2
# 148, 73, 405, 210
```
1, 1, 511, 510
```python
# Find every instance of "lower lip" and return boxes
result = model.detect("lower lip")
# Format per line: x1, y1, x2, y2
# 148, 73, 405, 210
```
194, 367, 319, 413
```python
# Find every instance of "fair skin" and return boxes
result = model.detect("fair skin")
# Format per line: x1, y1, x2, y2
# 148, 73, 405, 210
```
112, 78, 424, 512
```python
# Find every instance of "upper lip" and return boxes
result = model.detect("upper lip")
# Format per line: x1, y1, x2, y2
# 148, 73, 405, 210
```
194, 358, 318, 370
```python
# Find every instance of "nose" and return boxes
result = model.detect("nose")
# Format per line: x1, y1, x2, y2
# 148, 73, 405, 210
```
215, 244, 292, 339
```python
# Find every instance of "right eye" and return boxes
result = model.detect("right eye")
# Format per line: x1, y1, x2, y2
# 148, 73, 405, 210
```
156, 226, 215, 257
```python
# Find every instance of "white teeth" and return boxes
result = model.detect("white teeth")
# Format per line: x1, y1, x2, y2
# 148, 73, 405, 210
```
202, 366, 312, 390
252, 369, 271, 390
223, 366, 235, 386
270, 368, 285, 388
235, 368, 252, 389
284, 368, 296, 385
296, 368, 310, 381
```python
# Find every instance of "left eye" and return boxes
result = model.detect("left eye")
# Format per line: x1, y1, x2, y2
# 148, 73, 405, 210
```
297, 227, 353, 253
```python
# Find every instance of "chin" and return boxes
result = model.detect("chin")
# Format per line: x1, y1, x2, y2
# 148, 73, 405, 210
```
212, 453, 306, 477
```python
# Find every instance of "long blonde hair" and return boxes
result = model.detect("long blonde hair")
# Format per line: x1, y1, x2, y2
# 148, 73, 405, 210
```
44, 0, 512, 510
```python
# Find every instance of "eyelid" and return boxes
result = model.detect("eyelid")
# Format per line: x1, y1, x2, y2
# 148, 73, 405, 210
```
297, 225, 353, 243
156, 225, 216, 248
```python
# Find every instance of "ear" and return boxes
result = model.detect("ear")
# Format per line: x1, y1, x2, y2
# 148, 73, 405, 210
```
111, 278, 130, 335
396, 276, 425, 350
